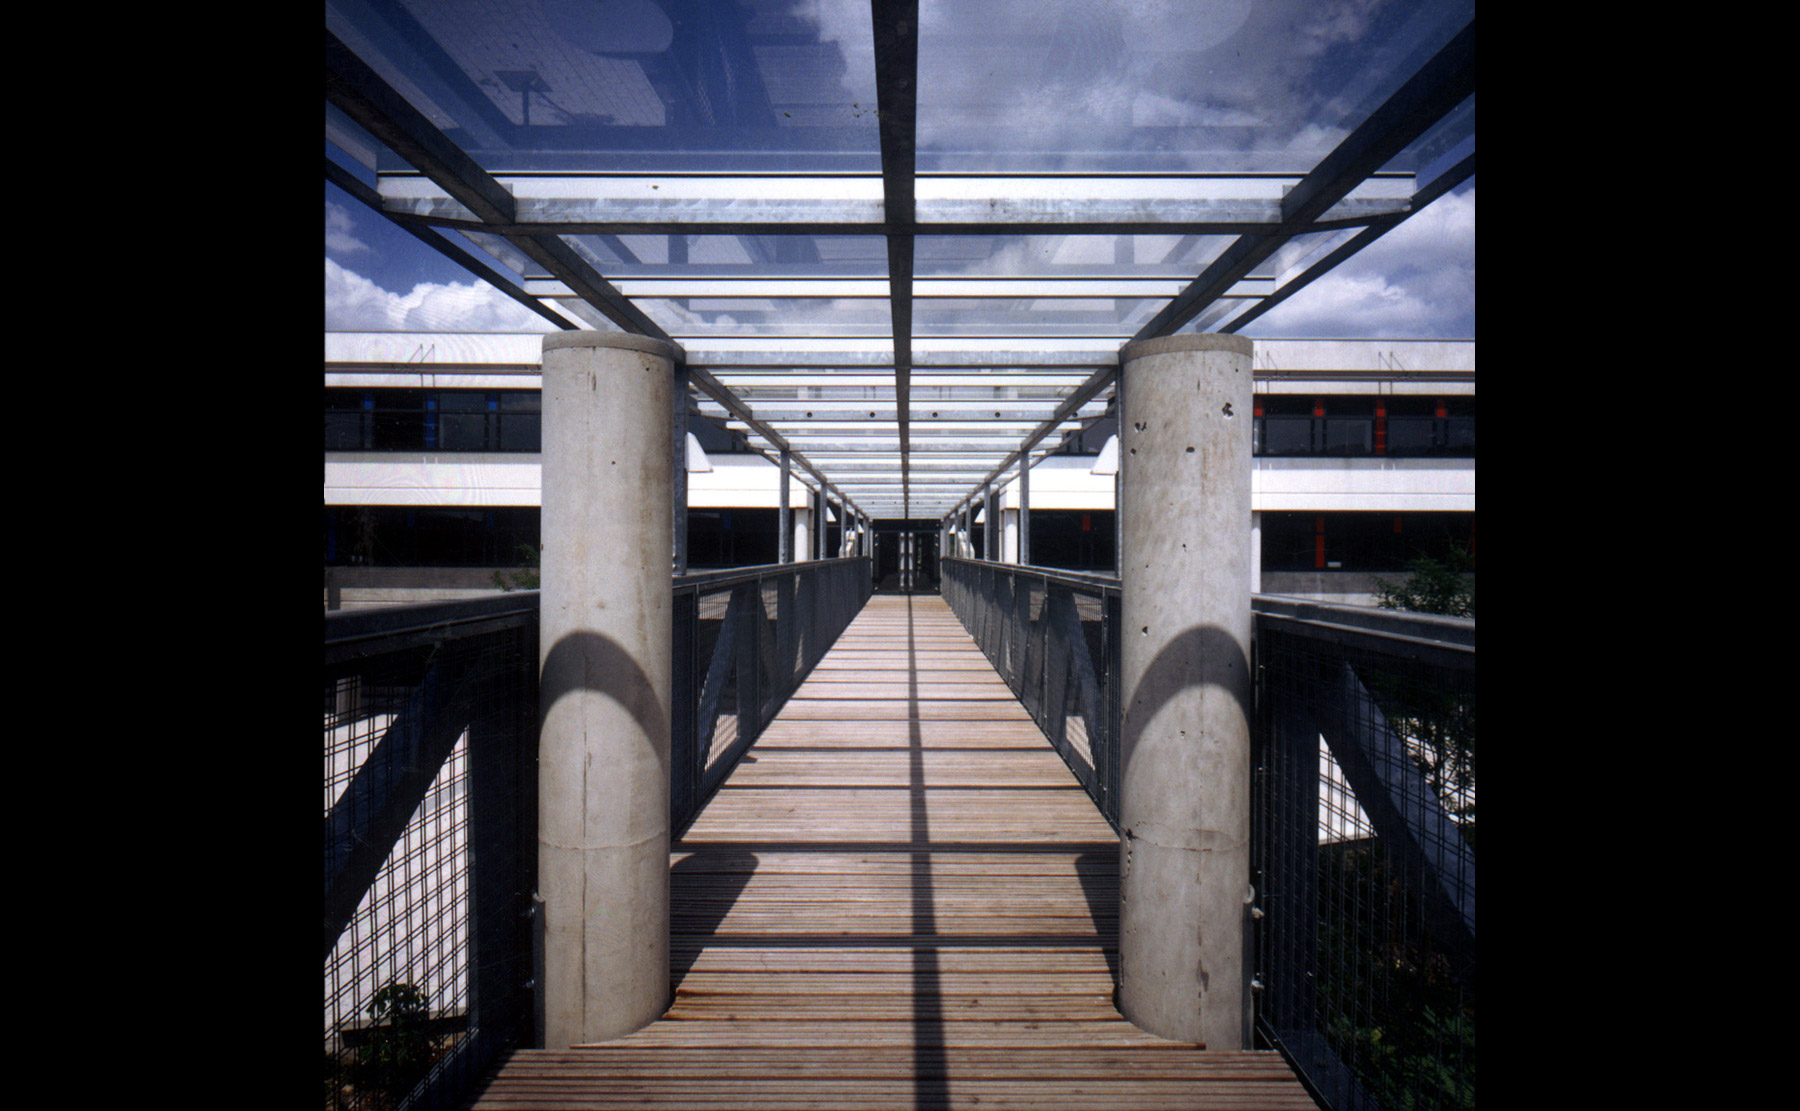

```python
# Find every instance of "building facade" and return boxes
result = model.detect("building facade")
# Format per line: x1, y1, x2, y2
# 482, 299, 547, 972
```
325, 333, 1472, 610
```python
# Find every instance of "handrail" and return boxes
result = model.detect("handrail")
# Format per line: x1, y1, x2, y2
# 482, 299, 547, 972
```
674, 555, 868, 594
324, 590, 539, 660
940, 555, 1122, 594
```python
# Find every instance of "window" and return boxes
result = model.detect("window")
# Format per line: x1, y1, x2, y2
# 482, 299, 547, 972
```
1255, 394, 1473, 457
323, 506, 542, 567
325, 389, 543, 452
1261, 512, 1475, 573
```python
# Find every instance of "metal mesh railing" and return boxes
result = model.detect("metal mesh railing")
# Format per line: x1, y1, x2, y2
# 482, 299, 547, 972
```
324, 596, 537, 1111
941, 564, 1476, 1109
673, 558, 872, 827
325, 561, 871, 1110
1253, 599, 1475, 1111
940, 558, 1123, 826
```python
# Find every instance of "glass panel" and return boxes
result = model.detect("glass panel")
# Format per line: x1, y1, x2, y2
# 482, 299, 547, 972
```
639, 297, 892, 335
328, 0, 882, 171
1260, 416, 1313, 456
916, 0, 1473, 172
371, 389, 428, 449
437, 392, 493, 450
567, 234, 888, 277
1385, 416, 1438, 456
1390, 94, 1474, 181
1320, 418, 1373, 455
324, 411, 368, 451
1252, 227, 1365, 282
914, 297, 1159, 336
917, 234, 1233, 278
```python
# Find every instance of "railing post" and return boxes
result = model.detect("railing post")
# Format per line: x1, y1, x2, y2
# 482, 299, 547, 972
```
1115, 333, 1254, 1049
468, 622, 534, 1059
537, 331, 678, 1046
985, 486, 998, 561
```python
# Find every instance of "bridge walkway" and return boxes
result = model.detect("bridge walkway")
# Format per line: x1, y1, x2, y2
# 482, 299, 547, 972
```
469, 593, 1313, 1110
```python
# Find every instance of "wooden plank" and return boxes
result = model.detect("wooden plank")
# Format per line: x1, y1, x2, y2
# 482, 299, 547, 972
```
469, 594, 1312, 1110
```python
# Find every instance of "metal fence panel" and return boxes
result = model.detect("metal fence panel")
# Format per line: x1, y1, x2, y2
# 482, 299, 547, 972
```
1253, 608, 1475, 1111
941, 560, 1476, 1110
323, 559, 871, 1111
324, 599, 536, 1111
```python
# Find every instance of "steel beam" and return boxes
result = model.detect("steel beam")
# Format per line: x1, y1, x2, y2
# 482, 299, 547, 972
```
872, 0, 919, 518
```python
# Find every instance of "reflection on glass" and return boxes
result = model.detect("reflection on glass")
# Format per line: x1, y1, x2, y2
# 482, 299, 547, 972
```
1321, 418, 1373, 455
329, 0, 882, 170
639, 295, 890, 335
916, 0, 1472, 172
1259, 415, 1313, 455
568, 234, 888, 276
1253, 228, 1363, 282
917, 234, 1232, 277
911, 297, 1159, 335
1385, 415, 1437, 455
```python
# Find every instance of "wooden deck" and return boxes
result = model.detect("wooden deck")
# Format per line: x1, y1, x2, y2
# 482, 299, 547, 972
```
470, 594, 1314, 1110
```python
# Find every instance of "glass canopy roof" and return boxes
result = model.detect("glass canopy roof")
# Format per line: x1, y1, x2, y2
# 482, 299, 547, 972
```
326, 0, 1475, 521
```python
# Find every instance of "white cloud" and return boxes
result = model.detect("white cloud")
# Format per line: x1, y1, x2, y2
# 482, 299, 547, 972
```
325, 258, 559, 333
1246, 185, 1474, 339
325, 200, 369, 257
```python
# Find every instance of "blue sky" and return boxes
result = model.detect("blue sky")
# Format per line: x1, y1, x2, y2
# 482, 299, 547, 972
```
325, 181, 560, 333
1243, 179, 1475, 339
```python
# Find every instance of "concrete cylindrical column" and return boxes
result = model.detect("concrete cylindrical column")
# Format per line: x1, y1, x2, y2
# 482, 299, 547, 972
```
1115, 333, 1254, 1049
537, 331, 681, 1046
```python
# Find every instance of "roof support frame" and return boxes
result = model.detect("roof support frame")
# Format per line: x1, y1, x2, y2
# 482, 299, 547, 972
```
1134, 19, 1475, 342
1224, 151, 1476, 336
327, 25, 867, 521
327, 12, 1471, 524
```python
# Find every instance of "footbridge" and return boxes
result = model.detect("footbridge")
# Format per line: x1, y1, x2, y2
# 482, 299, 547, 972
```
323, 4, 1476, 1105
325, 561, 1474, 1109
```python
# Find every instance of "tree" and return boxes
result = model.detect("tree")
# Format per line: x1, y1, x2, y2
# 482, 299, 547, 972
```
354, 981, 438, 1109
1372, 552, 1474, 618
1371, 553, 1475, 816
492, 543, 540, 592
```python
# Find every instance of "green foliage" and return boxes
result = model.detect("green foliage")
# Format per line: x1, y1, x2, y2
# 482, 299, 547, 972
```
1373, 553, 1475, 618
1369, 552, 1476, 818
492, 543, 540, 592
1318, 842, 1476, 1110
1374, 674, 1476, 820
345, 981, 439, 1110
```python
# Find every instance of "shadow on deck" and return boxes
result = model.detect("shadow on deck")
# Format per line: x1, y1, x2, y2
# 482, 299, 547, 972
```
467, 595, 1314, 1110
